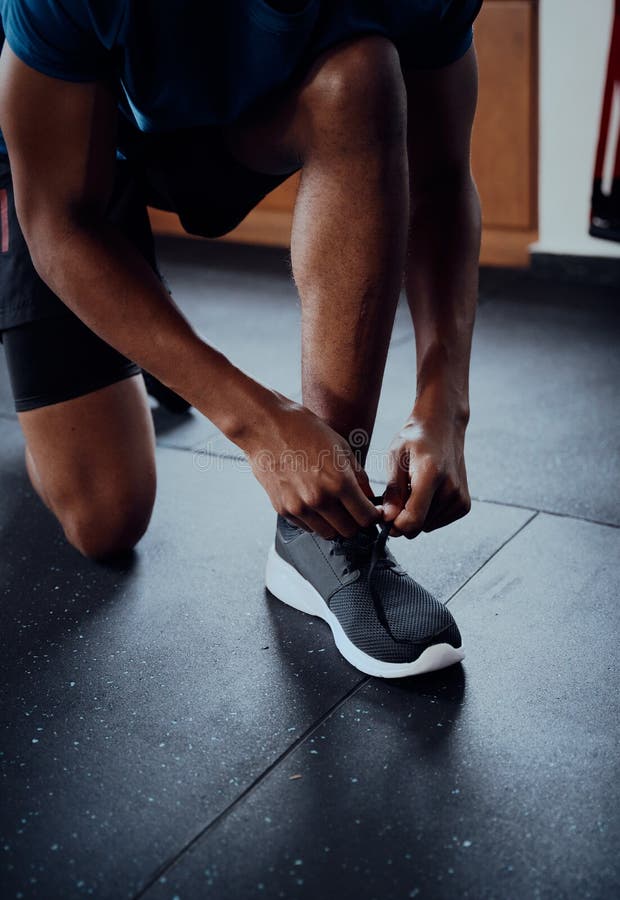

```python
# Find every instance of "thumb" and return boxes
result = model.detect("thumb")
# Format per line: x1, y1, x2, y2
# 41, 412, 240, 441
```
383, 455, 409, 522
353, 465, 375, 501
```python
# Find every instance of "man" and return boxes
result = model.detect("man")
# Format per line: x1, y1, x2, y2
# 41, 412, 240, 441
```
0, 0, 482, 678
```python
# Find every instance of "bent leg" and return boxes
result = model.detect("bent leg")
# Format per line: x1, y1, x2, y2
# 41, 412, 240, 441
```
19, 375, 156, 559
224, 36, 410, 463
3, 315, 156, 560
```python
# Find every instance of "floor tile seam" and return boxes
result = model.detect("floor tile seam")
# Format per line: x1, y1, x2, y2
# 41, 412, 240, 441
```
528, 506, 620, 530
368, 485, 617, 530
467, 495, 620, 530
131, 675, 370, 899
444, 510, 539, 608
131, 508, 536, 897
152, 445, 618, 529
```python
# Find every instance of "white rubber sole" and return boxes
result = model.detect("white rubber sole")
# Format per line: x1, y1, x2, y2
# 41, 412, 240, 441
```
265, 545, 465, 679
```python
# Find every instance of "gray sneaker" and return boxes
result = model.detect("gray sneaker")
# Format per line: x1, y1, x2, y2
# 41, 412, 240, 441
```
265, 515, 464, 678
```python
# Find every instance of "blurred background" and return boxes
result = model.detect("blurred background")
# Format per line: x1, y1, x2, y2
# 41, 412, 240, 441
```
150, 0, 620, 275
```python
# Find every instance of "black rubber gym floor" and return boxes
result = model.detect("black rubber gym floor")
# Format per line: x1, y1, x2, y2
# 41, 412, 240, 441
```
1, 239, 619, 900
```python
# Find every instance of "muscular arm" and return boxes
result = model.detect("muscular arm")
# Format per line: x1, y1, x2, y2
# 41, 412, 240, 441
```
0, 46, 378, 537
384, 46, 481, 536
0, 45, 264, 439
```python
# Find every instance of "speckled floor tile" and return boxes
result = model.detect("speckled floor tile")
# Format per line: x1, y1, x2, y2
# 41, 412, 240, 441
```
0, 419, 359, 900
142, 513, 620, 900
2, 243, 618, 900
0, 359, 14, 417
0, 417, 529, 899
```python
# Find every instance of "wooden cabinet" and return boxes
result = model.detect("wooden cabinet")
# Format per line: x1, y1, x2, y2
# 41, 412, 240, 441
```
472, 0, 538, 264
149, 0, 538, 266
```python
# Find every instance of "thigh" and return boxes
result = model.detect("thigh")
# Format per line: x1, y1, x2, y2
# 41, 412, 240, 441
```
3, 315, 156, 521
221, 33, 406, 177
403, 43, 479, 184
18, 375, 156, 525
3, 313, 142, 413
220, 17, 480, 185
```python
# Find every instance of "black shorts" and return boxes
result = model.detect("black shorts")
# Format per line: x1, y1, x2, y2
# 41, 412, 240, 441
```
0, 128, 294, 411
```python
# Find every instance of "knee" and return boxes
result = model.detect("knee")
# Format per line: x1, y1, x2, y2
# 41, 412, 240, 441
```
61, 478, 156, 561
304, 35, 407, 144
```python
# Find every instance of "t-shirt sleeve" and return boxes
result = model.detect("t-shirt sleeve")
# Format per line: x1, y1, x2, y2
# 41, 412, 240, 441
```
0, 0, 109, 82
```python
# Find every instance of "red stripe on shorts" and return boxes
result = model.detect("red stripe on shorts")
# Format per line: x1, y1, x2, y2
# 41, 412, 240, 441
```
0, 189, 8, 252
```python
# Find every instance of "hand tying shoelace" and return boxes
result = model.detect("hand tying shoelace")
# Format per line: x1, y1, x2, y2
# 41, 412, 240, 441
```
269, 501, 464, 677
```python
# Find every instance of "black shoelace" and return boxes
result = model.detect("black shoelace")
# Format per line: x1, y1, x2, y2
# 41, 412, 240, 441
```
331, 516, 413, 646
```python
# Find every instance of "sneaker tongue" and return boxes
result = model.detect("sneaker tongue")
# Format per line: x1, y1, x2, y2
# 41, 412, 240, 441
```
336, 524, 378, 556
338, 521, 391, 563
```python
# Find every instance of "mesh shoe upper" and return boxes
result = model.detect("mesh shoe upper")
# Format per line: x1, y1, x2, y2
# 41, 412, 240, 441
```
276, 516, 462, 665
329, 564, 461, 664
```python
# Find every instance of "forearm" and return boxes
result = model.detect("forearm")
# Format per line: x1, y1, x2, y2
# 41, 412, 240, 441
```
29, 217, 276, 444
405, 174, 481, 424
0, 52, 283, 451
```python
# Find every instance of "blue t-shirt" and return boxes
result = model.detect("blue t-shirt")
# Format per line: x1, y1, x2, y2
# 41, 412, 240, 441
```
0, 0, 481, 154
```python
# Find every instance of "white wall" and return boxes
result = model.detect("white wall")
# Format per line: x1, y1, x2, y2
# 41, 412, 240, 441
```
532, 0, 620, 258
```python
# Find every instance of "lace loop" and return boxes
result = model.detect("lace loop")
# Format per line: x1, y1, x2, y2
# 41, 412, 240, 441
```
334, 519, 413, 647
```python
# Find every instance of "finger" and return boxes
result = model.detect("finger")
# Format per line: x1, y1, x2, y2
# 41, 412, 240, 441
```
383, 452, 410, 533
296, 509, 338, 540
339, 472, 382, 531
353, 465, 375, 501
283, 514, 312, 533
424, 494, 471, 533
316, 501, 362, 539
317, 484, 379, 537
393, 460, 437, 539
420, 483, 454, 531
